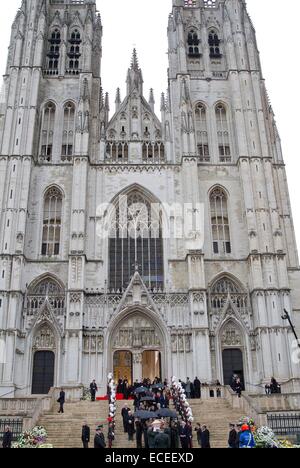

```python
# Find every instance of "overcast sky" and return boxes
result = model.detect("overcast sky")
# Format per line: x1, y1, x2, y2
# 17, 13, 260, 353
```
1, 0, 300, 252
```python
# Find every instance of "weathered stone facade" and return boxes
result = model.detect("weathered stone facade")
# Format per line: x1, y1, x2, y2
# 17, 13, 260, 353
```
0, 0, 299, 396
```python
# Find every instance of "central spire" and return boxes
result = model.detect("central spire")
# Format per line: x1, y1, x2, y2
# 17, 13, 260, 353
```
127, 49, 143, 96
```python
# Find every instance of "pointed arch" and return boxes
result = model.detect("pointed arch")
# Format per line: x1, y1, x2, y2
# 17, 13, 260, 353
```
62, 101, 76, 160
67, 28, 82, 73
39, 101, 56, 162
194, 102, 209, 161
209, 186, 231, 256
209, 273, 248, 317
215, 102, 231, 161
208, 27, 221, 58
187, 28, 200, 57
46, 28, 61, 74
41, 186, 63, 257
26, 274, 66, 317
108, 185, 164, 291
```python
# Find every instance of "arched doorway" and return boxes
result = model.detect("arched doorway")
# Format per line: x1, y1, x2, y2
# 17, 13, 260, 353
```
222, 349, 245, 389
109, 312, 165, 383
113, 351, 133, 385
32, 351, 55, 395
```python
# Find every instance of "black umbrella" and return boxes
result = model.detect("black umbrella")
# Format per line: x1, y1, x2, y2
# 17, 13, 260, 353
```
134, 387, 149, 394
140, 396, 156, 402
134, 410, 155, 420
151, 384, 165, 391
156, 408, 178, 418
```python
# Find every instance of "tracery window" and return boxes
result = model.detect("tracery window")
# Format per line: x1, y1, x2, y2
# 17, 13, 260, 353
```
109, 190, 164, 291
62, 102, 75, 160
215, 104, 231, 162
26, 277, 65, 316
39, 102, 56, 162
188, 30, 200, 57
67, 29, 82, 74
184, 0, 197, 7
142, 142, 165, 163
210, 277, 247, 312
106, 142, 129, 162
195, 103, 209, 161
209, 29, 221, 58
203, 0, 216, 8
41, 187, 62, 257
46, 29, 61, 74
210, 187, 231, 256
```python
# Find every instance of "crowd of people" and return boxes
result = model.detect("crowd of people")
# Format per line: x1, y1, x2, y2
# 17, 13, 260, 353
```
265, 377, 281, 395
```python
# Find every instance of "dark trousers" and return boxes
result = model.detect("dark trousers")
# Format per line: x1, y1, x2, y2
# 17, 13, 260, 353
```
82, 441, 89, 449
91, 391, 96, 402
123, 419, 127, 433
59, 403, 64, 413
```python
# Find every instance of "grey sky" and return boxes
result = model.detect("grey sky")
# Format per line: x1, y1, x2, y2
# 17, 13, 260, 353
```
1, 0, 299, 252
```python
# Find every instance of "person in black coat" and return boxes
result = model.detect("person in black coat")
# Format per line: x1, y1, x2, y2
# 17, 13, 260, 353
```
228, 424, 237, 448
90, 380, 98, 402
154, 430, 171, 449
82, 422, 90, 449
57, 388, 65, 413
179, 421, 189, 449
135, 419, 143, 449
170, 421, 179, 449
94, 426, 106, 448
193, 377, 201, 399
2, 426, 13, 449
126, 411, 135, 441
201, 425, 211, 448
121, 405, 130, 433
194, 423, 202, 447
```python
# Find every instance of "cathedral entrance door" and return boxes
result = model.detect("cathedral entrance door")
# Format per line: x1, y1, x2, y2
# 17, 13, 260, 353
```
142, 351, 161, 382
113, 351, 133, 385
32, 351, 55, 395
222, 349, 245, 389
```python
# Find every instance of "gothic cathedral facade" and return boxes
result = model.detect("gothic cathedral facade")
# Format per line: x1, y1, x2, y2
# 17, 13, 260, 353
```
0, 0, 299, 397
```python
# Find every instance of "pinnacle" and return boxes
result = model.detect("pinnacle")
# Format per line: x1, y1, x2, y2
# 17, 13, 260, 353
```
131, 48, 140, 71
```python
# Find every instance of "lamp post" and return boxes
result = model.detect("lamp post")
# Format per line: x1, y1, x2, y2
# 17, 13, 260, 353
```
282, 309, 300, 349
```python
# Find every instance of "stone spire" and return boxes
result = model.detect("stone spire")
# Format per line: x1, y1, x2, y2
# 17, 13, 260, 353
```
115, 87, 121, 112
149, 88, 155, 112
126, 49, 143, 96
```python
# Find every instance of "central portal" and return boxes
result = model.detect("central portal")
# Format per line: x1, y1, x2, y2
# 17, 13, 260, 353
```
111, 313, 164, 383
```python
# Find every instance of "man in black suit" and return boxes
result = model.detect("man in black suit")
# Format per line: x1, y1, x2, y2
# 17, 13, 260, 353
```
228, 423, 237, 449
58, 388, 65, 414
90, 380, 98, 402
201, 425, 211, 448
82, 422, 90, 449
94, 426, 106, 448
193, 377, 201, 399
121, 404, 130, 433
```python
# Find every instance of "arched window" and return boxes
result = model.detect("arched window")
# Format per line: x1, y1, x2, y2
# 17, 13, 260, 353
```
26, 276, 65, 315
209, 29, 221, 58
210, 187, 231, 255
62, 102, 75, 160
40, 102, 56, 162
215, 104, 231, 161
46, 29, 61, 74
106, 142, 129, 162
42, 187, 62, 257
109, 190, 164, 291
67, 29, 82, 73
210, 276, 247, 312
195, 103, 209, 161
187, 29, 200, 57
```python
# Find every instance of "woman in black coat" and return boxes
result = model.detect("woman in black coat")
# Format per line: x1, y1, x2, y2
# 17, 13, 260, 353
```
2, 427, 13, 449
201, 426, 211, 449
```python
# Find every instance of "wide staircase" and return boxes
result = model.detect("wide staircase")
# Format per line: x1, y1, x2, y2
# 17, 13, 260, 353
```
38, 398, 244, 448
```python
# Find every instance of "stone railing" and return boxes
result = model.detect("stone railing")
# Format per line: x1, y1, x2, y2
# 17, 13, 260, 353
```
0, 386, 84, 431
223, 386, 268, 426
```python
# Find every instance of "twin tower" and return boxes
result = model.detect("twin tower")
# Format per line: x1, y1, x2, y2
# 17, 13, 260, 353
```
0, 0, 299, 397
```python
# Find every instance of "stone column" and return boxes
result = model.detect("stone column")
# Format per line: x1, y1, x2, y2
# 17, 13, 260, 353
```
132, 352, 143, 383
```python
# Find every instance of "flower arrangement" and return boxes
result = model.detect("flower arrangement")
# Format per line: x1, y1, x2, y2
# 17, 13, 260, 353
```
237, 417, 300, 449
12, 426, 53, 449
82, 387, 92, 401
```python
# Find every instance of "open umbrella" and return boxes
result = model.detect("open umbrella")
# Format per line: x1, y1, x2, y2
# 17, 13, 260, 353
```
134, 387, 149, 394
140, 396, 156, 403
156, 408, 178, 418
151, 384, 165, 391
134, 410, 156, 420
